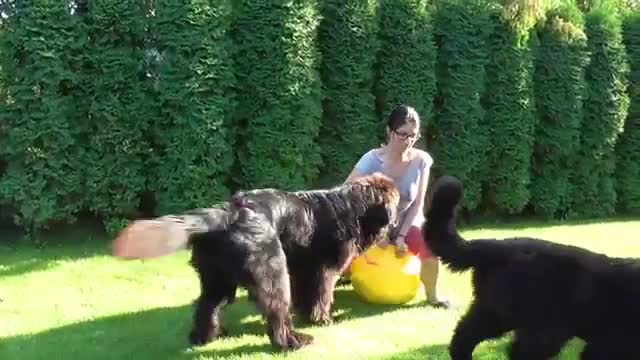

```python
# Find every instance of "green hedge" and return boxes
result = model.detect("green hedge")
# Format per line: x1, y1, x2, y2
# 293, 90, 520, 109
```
431, 0, 492, 211
573, 2, 630, 218
316, 0, 380, 184
150, 0, 236, 215
232, 0, 323, 190
615, 9, 640, 214
0, 0, 88, 231
375, 0, 437, 135
0, 0, 639, 236
481, 7, 537, 215
83, 0, 153, 234
530, 4, 589, 219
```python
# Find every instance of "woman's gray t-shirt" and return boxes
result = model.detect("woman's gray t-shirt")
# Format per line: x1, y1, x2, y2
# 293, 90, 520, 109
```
354, 148, 433, 230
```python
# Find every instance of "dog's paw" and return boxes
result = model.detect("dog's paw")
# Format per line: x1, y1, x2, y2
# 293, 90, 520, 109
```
287, 330, 314, 350
309, 313, 334, 326
309, 305, 334, 326
188, 326, 225, 346
272, 329, 314, 351
189, 329, 213, 346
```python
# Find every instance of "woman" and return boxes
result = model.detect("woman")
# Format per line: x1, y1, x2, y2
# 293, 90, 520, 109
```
345, 104, 450, 308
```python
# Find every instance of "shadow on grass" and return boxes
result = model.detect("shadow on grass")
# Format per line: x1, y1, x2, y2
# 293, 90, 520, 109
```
0, 239, 108, 278
0, 285, 432, 360
0, 244, 109, 278
215, 285, 415, 341
370, 335, 585, 360
0, 294, 584, 360
0, 218, 111, 278
330, 286, 423, 322
0, 300, 283, 360
198, 341, 452, 360
1, 304, 193, 360
374, 343, 450, 360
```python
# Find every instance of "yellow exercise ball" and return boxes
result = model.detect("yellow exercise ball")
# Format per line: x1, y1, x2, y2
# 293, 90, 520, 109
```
349, 244, 423, 305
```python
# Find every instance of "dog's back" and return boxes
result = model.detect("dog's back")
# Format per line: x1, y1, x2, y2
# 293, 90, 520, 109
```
470, 240, 596, 329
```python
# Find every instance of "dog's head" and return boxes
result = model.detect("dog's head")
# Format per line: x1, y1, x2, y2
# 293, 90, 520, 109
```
347, 172, 400, 247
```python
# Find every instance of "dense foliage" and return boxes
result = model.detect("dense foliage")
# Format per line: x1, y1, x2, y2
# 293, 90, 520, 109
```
530, 3, 589, 219
150, 0, 236, 215
231, 0, 323, 190
0, 0, 88, 231
375, 0, 437, 134
316, 0, 380, 184
572, 1, 629, 217
0, 0, 638, 236
482, 6, 537, 215
431, 0, 492, 211
83, 0, 152, 234
614, 9, 640, 214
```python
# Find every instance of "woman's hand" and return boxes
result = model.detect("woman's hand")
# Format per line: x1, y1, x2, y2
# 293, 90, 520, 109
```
393, 236, 409, 257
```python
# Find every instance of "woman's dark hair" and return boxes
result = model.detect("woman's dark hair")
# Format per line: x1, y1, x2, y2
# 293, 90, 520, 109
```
387, 104, 420, 131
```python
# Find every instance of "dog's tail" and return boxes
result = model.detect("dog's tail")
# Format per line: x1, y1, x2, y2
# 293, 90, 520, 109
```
112, 205, 231, 260
424, 175, 489, 272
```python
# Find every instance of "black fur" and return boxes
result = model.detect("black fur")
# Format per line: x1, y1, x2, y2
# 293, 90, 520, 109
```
424, 175, 640, 360
179, 174, 399, 350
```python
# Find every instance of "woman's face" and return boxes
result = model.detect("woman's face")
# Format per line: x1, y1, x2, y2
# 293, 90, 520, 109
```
388, 122, 420, 152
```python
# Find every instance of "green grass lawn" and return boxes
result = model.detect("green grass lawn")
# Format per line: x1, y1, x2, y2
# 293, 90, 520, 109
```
2, 218, 640, 360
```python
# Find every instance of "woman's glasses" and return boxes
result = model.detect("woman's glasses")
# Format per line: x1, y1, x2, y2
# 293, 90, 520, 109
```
393, 130, 420, 141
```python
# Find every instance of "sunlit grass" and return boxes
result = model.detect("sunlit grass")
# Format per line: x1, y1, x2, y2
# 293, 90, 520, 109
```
1, 218, 639, 359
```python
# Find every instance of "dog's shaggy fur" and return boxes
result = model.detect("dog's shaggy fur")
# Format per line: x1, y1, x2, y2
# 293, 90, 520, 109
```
424, 175, 640, 359
147, 174, 399, 350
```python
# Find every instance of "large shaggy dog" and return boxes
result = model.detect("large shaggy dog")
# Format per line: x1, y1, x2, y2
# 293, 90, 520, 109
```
424, 175, 640, 359
113, 173, 399, 351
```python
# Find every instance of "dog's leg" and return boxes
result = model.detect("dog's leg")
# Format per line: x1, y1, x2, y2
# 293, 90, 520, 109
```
508, 328, 571, 360
251, 253, 314, 351
190, 295, 227, 345
449, 303, 508, 360
303, 246, 355, 325
309, 267, 339, 325
189, 270, 237, 346
292, 266, 339, 326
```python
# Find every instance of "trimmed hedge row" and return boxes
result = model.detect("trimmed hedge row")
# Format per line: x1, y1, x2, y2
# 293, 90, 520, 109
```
0, 1, 89, 231
0, 0, 638, 236
316, 0, 380, 184
482, 6, 538, 215
375, 0, 437, 133
573, 2, 630, 218
430, 0, 491, 211
530, 3, 589, 219
615, 9, 640, 214
149, 0, 236, 216
84, 0, 152, 234
231, 0, 323, 191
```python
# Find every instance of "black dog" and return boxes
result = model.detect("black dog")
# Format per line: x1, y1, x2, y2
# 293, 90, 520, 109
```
115, 173, 399, 351
424, 175, 640, 359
